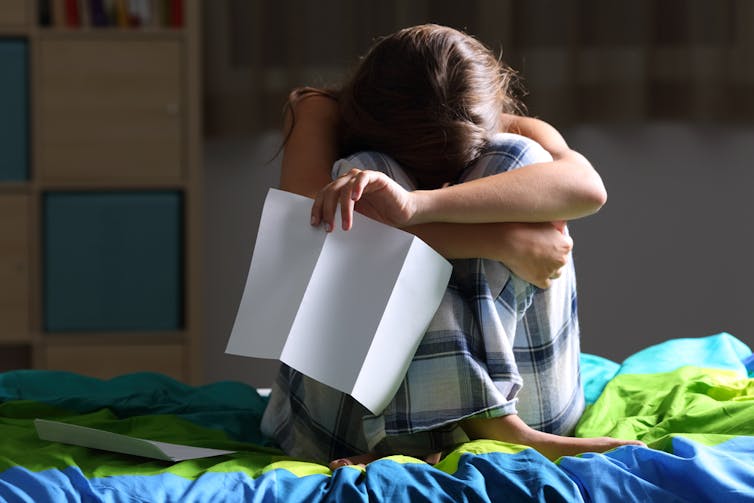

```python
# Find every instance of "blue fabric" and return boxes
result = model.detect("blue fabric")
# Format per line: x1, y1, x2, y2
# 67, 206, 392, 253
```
560, 437, 754, 503
1, 333, 753, 502
617, 332, 751, 377
579, 353, 619, 404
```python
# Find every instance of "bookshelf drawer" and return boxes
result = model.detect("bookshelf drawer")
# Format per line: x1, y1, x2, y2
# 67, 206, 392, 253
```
0, 40, 28, 181
0, 0, 28, 27
36, 38, 184, 182
42, 342, 185, 380
0, 195, 30, 341
43, 191, 183, 332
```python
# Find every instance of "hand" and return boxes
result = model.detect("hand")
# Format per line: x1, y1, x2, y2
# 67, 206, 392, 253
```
498, 221, 572, 289
311, 168, 417, 231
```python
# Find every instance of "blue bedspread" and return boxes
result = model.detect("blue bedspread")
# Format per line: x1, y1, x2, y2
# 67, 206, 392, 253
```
1, 332, 753, 502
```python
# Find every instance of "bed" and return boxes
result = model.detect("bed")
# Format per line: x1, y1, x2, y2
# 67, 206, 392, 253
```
1, 332, 752, 502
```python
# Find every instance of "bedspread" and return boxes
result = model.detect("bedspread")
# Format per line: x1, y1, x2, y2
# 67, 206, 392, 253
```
1, 332, 753, 502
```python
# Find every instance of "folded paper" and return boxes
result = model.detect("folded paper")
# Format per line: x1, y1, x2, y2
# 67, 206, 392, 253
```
35, 419, 235, 462
226, 188, 452, 414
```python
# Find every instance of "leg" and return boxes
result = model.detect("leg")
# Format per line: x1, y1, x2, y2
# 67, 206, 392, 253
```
330, 152, 447, 469
458, 134, 643, 458
461, 414, 644, 461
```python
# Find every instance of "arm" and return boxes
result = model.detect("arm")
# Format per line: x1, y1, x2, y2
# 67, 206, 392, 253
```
407, 115, 606, 225
407, 220, 572, 289
314, 114, 606, 230
279, 92, 340, 198
279, 97, 578, 286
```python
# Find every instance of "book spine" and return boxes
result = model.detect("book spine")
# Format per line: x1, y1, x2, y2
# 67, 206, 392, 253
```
89, 0, 108, 26
64, 0, 80, 27
52, 0, 66, 26
114, 0, 129, 26
78, 0, 90, 27
149, 0, 163, 28
169, 0, 182, 28
39, 0, 52, 26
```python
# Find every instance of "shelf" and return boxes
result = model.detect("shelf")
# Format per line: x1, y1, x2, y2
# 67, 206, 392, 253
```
0, 0, 29, 29
0, 183, 31, 194
0, 29, 30, 36
36, 28, 185, 40
36, 178, 187, 191
0, 194, 30, 343
0, 0, 202, 384
40, 331, 186, 344
40, 340, 186, 381
0, 345, 32, 372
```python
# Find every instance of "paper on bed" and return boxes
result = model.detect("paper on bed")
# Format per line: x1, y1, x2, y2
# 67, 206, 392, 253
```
34, 419, 235, 462
226, 188, 452, 415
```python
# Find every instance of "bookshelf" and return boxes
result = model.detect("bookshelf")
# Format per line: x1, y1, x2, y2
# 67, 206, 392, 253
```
0, 0, 202, 383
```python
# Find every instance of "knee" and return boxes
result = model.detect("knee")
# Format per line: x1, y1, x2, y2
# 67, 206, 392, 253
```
461, 133, 553, 180
331, 151, 416, 190
487, 133, 553, 165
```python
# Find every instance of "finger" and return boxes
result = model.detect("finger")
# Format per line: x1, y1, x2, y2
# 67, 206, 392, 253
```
537, 278, 552, 290
350, 170, 378, 202
321, 190, 340, 233
340, 178, 356, 230
311, 190, 325, 227
564, 233, 574, 253
319, 179, 349, 232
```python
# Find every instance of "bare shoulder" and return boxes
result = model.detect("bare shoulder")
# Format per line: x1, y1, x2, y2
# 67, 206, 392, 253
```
280, 90, 341, 196
288, 90, 340, 126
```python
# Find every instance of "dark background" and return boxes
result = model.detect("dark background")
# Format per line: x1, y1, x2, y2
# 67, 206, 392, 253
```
200, 0, 754, 386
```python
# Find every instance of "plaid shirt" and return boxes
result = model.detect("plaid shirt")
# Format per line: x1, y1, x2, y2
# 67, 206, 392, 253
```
261, 134, 585, 462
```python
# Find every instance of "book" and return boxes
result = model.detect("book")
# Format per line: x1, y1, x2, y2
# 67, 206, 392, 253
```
226, 189, 452, 415
89, 0, 108, 26
64, 0, 80, 26
169, 0, 182, 27
39, 0, 52, 26
35, 419, 236, 462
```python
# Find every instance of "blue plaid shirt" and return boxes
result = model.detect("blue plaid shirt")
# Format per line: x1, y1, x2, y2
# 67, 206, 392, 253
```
261, 134, 585, 462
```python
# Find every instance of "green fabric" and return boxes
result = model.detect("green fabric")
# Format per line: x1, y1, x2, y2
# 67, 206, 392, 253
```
0, 370, 270, 445
0, 397, 537, 482
0, 371, 282, 480
0, 400, 283, 479
575, 365, 754, 449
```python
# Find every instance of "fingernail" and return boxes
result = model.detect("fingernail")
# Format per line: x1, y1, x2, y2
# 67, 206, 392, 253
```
324, 223, 331, 232
311, 215, 317, 226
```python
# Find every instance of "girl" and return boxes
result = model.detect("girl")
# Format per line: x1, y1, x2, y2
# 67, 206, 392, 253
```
261, 24, 642, 469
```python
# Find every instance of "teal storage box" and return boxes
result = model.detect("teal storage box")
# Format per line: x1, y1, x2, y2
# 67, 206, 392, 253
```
0, 39, 28, 181
44, 192, 183, 332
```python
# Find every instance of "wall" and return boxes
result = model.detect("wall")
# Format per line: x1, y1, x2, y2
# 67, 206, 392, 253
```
202, 134, 282, 386
202, 123, 754, 386
566, 123, 754, 361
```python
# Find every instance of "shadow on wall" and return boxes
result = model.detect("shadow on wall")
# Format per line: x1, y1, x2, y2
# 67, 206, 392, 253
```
203, 132, 283, 386
203, 123, 754, 386
567, 122, 754, 362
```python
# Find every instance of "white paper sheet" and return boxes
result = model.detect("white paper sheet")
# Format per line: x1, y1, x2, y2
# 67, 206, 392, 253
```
34, 419, 235, 462
226, 188, 452, 414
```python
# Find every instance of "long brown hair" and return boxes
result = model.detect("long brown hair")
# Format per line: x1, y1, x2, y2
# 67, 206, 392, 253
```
287, 25, 523, 189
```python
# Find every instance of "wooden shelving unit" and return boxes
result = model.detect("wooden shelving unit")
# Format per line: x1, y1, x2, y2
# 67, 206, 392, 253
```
0, 0, 202, 384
